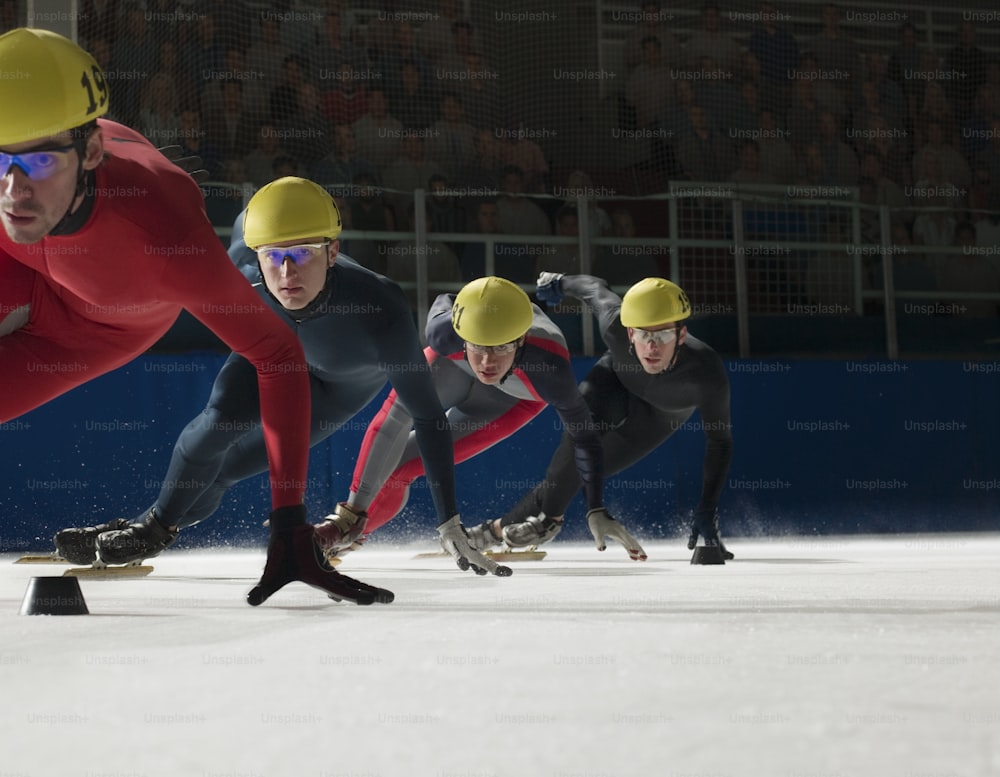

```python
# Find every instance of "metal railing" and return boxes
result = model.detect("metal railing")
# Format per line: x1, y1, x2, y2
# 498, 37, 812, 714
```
205, 181, 1000, 359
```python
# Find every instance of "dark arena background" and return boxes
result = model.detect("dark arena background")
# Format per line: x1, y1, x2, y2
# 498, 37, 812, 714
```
1, 0, 998, 549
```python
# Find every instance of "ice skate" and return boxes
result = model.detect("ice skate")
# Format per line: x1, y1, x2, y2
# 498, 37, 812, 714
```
95, 509, 178, 566
51, 518, 133, 565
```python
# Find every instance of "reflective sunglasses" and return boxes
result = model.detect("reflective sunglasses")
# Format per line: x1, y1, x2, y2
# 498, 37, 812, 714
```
465, 341, 519, 356
0, 144, 76, 180
631, 327, 678, 345
256, 241, 329, 267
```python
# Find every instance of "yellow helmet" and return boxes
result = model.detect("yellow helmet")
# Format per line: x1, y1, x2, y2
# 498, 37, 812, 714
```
620, 277, 691, 328
243, 177, 342, 250
0, 28, 108, 145
452, 276, 534, 346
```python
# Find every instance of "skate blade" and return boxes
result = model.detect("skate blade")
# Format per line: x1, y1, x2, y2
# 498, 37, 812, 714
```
412, 549, 546, 562
65, 564, 154, 579
15, 553, 72, 564
485, 549, 546, 562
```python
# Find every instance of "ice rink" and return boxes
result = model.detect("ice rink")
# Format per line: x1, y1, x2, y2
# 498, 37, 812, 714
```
2, 534, 998, 777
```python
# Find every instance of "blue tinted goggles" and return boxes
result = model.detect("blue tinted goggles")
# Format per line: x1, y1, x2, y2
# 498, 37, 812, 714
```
256, 242, 330, 267
0, 144, 76, 180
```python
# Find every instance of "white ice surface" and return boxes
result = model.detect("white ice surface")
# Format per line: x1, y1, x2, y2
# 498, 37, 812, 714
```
1, 535, 998, 777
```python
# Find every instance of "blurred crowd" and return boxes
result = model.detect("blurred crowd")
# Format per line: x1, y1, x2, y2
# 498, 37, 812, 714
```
3, 0, 997, 315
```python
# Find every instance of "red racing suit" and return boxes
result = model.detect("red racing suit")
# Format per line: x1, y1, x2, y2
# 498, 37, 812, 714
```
0, 120, 310, 509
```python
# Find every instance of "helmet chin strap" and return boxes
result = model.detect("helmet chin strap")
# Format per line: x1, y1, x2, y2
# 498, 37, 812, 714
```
48, 132, 97, 237
498, 340, 526, 385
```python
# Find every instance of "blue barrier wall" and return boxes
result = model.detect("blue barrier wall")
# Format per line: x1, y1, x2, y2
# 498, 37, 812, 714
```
2, 355, 997, 553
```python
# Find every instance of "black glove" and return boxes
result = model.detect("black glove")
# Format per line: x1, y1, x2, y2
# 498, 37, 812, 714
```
158, 144, 209, 184
687, 507, 734, 560
247, 505, 394, 606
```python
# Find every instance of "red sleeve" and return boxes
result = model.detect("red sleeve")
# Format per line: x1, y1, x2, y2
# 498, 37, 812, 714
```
158, 226, 310, 510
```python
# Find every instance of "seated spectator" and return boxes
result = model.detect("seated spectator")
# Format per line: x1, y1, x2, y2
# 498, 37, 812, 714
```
496, 117, 550, 194
728, 80, 763, 137
593, 207, 661, 286
320, 61, 369, 127
312, 9, 368, 77
268, 54, 310, 124
270, 155, 302, 180
352, 86, 404, 170
623, 0, 679, 73
937, 221, 1000, 318
756, 110, 796, 184
243, 124, 293, 188
136, 71, 180, 147
347, 172, 396, 276
427, 173, 468, 235
917, 80, 957, 139
973, 118, 1000, 198
419, 0, 481, 66
496, 165, 552, 236
560, 170, 612, 237
177, 108, 223, 180
545, 205, 583, 276
685, 2, 740, 74
913, 120, 972, 193
382, 131, 447, 218
390, 58, 436, 130
851, 78, 904, 152
747, 1, 800, 115
797, 51, 848, 123
887, 22, 926, 107
278, 81, 335, 172
674, 105, 737, 181
246, 16, 292, 115
786, 76, 823, 152
810, 3, 860, 87
729, 140, 777, 184
692, 55, 741, 135
427, 92, 477, 179
460, 199, 534, 284
944, 21, 987, 122
311, 123, 379, 189
203, 80, 258, 162
625, 35, 674, 129
456, 128, 504, 193
858, 147, 909, 214
962, 85, 1000, 159
454, 50, 502, 129
816, 110, 860, 186
386, 201, 462, 309
855, 52, 907, 134
867, 115, 914, 189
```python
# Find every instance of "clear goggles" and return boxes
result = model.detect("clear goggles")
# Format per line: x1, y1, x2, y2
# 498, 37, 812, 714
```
256, 241, 330, 267
0, 144, 76, 180
631, 327, 678, 345
465, 341, 519, 356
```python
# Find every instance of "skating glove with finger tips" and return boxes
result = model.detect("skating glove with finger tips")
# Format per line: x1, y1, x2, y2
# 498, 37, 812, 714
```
437, 515, 512, 577
314, 501, 368, 552
247, 504, 394, 606
587, 508, 647, 561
